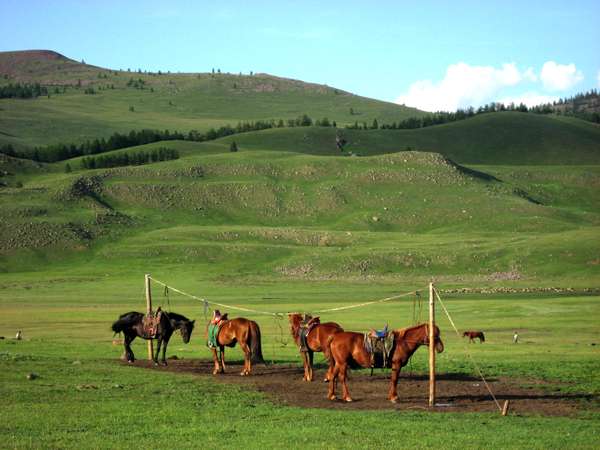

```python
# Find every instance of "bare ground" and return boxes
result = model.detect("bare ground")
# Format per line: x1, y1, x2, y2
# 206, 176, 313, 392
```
126, 359, 598, 416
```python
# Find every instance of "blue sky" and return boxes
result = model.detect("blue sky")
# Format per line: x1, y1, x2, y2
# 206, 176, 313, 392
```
1, 0, 599, 111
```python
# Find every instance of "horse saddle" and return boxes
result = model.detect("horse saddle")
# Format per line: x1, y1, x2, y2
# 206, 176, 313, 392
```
142, 307, 162, 339
364, 325, 394, 368
299, 316, 321, 352
207, 310, 228, 348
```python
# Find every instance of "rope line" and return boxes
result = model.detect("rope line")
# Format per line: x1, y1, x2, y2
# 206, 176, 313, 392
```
434, 288, 503, 412
149, 276, 282, 316
149, 276, 425, 317
313, 289, 423, 313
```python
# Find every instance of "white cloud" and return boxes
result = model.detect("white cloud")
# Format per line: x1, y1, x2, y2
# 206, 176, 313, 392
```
498, 92, 558, 108
396, 62, 528, 112
540, 61, 583, 91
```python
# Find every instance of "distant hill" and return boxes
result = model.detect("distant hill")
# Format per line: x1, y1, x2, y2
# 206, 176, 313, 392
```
550, 91, 600, 122
0, 50, 423, 149
217, 112, 600, 165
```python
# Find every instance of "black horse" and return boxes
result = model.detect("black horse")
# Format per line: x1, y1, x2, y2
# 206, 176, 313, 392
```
111, 311, 195, 365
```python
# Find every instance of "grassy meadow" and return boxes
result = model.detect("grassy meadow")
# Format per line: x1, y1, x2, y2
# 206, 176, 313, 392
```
1, 50, 600, 448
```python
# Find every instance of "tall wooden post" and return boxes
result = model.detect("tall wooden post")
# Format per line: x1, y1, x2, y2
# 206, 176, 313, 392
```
145, 274, 154, 361
428, 282, 436, 407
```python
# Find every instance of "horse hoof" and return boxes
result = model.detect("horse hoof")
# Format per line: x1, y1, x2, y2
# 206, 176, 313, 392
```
389, 397, 399, 404
344, 397, 353, 403
161, 362, 168, 367
328, 395, 337, 401
323, 378, 330, 383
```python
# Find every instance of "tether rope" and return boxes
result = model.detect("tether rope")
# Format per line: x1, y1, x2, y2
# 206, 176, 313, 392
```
149, 276, 426, 317
313, 289, 423, 313
434, 288, 503, 412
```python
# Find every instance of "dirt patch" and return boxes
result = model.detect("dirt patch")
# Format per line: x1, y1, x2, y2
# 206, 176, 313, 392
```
127, 359, 596, 416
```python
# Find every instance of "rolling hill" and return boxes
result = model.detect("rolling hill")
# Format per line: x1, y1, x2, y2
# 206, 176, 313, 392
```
0, 50, 423, 149
0, 49, 599, 288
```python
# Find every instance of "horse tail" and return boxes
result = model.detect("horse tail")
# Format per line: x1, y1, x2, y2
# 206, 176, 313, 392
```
480, 332, 485, 342
111, 312, 141, 334
326, 334, 335, 354
249, 320, 265, 365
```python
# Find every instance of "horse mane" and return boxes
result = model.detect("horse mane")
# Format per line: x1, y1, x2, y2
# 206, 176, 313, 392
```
164, 311, 190, 322
394, 322, 428, 337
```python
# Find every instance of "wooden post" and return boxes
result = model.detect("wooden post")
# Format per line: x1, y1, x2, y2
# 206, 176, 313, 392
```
502, 400, 510, 416
428, 282, 436, 407
145, 274, 154, 361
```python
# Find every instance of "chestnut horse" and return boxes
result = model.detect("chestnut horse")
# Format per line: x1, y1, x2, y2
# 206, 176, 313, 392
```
207, 317, 265, 376
288, 313, 343, 382
463, 330, 485, 343
327, 323, 444, 403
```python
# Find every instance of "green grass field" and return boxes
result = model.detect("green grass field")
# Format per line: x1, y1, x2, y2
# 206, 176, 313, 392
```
1, 50, 600, 449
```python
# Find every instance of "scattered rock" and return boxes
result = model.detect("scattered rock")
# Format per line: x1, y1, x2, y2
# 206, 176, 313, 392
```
72, 360, 82, 365
26, 372, 38, 380
76, 384, 98, 390
112, 384, 124, 389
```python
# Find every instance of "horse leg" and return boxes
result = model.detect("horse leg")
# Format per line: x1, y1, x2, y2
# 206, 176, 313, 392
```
211, 347, 221, 375
339, 364, 352, 402
240, 342, 251, 376
154, 338, 161, 365
124, 334, 135, 363
388, 361, 401, 403
324, 355, 335, 383
160, 337, 169, 365
307, 350, 314, 382
301, 351, 310, 381
219, 346, 226, 372
327, 364, 340, 401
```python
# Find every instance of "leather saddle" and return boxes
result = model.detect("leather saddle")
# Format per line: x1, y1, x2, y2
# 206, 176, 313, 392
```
207, 310, 228, 348
142, 307, 163, 338
364, 324, 394, 368
299, 315, 321, 352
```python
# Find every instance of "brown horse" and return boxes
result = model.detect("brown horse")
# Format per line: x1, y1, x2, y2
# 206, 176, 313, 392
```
463, 330, 485, 343
288, 313, 344, 382
207, 315, 265, 376
327, 323, 444, 403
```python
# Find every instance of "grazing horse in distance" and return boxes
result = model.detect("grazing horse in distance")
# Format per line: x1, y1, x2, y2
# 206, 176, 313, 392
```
111, 310, 195, 365
207, 311, 264, 376
327, 323, 444, 403
463, 330, 485, 343
288, 313, 344, 382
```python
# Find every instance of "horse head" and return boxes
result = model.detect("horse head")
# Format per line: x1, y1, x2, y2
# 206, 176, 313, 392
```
287, 313, 307, 340
425, 324, 444, 353
180, 319, 195, 343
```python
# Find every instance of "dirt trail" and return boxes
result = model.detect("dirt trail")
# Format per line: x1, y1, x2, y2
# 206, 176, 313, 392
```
128, 359, 596, 416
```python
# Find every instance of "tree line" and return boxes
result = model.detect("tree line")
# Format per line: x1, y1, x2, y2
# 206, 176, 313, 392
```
0, 83, 48, 99
3, 114, 329, 163
80, 147, 179, 169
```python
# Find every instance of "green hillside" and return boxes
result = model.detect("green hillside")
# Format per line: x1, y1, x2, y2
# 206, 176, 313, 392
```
0, 50, 422, 149
220, 113, 600, 164
2, 148, 599, 286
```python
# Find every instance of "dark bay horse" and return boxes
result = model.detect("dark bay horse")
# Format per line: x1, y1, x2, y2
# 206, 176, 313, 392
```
288, 313, 344, 382
463, 330, 485, 343
327, 323, 444, 403
111, 311, 195, 365
207, 315, 264, 376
